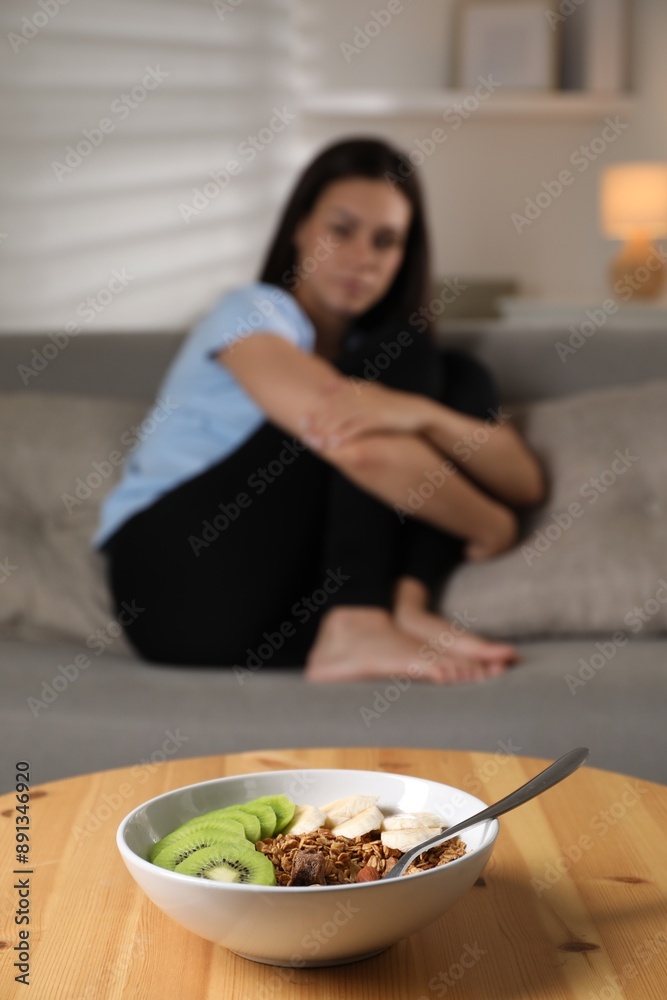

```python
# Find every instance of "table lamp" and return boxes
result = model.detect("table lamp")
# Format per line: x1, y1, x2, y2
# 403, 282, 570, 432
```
601, 162, 667, 299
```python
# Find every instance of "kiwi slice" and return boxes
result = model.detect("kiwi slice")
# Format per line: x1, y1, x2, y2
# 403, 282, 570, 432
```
175, 840, 276, 885
151, 825, 248, 871
149, 816, 245, 868
184, 808, 261, 843
236, 802, 277, 839
251, 795, 295, 834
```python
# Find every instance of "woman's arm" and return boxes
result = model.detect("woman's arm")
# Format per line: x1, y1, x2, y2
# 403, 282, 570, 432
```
213, 332, 349, 440
299, 376, 546, 508
417, 399, 547, 508
215, 334, 517, 555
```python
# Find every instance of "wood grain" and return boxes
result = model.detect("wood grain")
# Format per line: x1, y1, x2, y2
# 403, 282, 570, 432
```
1, 748, 666, 999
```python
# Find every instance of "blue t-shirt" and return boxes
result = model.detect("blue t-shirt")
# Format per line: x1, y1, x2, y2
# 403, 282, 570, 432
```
91, 281, 316, 549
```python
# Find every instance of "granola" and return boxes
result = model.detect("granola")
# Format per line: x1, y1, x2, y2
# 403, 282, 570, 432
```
255, 827, 466, 885
403, 838, 467, 875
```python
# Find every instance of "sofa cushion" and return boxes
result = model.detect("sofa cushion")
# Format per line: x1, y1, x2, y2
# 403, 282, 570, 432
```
3, 635, 667, 786
441, 378, 667, 637
0, 392, 148, 655
2, 379, 666, 652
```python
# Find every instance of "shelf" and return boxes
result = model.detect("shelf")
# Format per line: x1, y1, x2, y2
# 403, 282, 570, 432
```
432, 298, 667, 334
298, 89, 635, 121
496, 296, 667, 329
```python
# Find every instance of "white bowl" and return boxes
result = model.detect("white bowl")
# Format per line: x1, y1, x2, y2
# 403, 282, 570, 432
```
116, 768, 498, 967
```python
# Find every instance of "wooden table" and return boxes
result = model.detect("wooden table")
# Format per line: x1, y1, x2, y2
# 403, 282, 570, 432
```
2, 748, 667, 999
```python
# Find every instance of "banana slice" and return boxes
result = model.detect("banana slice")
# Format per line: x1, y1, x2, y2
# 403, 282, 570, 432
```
331, 804, 385, 838
381, 812, 444, 831
322, 795, 379, 828
283, 805, 327, 835
381, 827, 442, 852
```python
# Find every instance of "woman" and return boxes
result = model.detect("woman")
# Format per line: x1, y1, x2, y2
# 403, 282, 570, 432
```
93, 137, 545, 683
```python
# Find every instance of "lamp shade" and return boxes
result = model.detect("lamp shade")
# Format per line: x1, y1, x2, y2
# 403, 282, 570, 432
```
601, 163, 667, 239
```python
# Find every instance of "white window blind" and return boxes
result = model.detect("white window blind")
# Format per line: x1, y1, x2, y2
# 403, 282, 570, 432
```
0, 0, 301, 332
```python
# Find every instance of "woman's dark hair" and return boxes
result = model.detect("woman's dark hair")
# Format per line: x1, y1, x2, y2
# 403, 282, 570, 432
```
257, 136, 432, 337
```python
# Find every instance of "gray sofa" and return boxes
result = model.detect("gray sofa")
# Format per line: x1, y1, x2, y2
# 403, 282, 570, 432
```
2, 325, 666, 792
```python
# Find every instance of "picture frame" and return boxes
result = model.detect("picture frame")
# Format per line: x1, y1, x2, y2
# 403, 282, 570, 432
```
457, 1, 558, 91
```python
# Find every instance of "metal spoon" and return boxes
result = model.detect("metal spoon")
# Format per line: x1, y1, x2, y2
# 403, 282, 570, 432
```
382, 746, 590, 880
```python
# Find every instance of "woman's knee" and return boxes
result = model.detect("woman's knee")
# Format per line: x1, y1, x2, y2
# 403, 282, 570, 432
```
337, 328, 443, 398
441, 350, 500, 419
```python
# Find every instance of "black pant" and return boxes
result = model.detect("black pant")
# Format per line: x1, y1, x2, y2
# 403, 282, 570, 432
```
100, 327, 499, 667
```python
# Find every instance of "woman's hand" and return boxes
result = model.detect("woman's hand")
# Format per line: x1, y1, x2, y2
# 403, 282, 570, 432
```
299, 377, 432, 449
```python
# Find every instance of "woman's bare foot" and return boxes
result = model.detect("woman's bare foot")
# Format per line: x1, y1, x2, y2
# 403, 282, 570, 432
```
395, 607, 519, 676
393, 577, 520, 677
304, 606, 492, 684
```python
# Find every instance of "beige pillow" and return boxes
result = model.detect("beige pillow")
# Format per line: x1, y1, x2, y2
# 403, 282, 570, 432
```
0, 392, 146, 655
440, 379, 667, 637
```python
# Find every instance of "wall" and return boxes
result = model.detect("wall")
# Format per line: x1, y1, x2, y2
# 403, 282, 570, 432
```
297, 0, 667, 302
1, 0, 665, 333
0, 0, 300, 332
